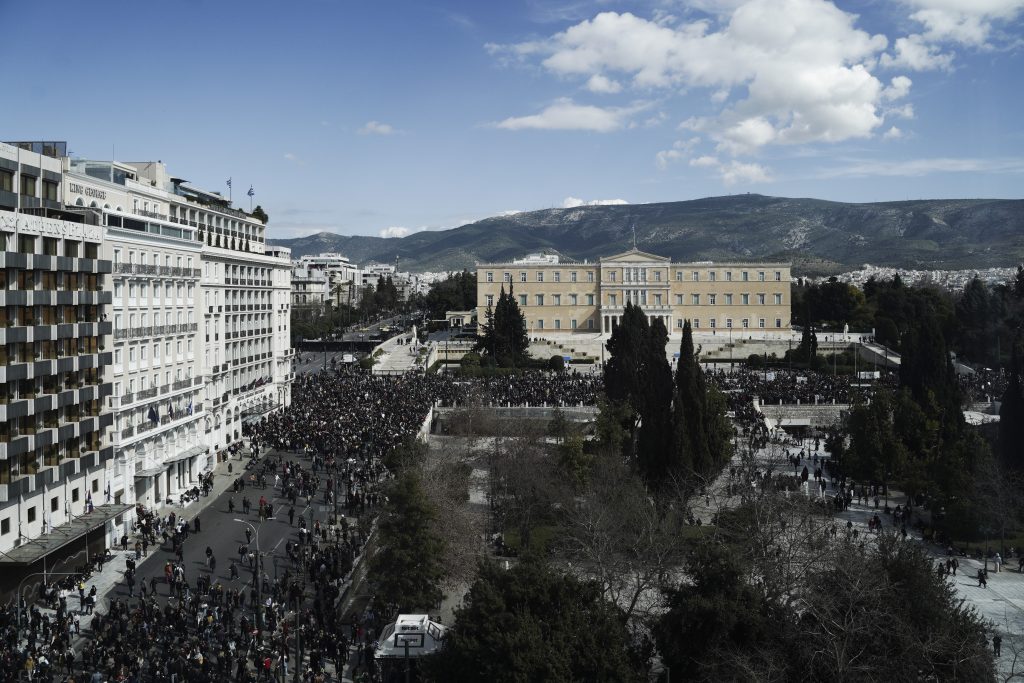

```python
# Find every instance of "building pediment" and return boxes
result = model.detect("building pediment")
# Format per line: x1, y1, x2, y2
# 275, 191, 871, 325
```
600, 248, 670, 263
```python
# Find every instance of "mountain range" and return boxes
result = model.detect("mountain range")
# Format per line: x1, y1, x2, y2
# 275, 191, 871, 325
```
268, 194, 1024, 275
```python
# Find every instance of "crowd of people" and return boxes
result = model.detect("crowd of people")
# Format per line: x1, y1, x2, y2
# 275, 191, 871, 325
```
2, 345, 1012, 682
709, 367, 896, 405
436, 373, 603, 408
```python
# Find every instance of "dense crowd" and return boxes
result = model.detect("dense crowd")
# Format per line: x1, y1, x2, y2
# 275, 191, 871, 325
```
709, 368, 898, 406
436, 373, 603, 408
5, 352, 1009, 682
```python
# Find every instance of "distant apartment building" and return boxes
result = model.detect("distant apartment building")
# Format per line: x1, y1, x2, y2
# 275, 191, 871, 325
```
476, 248, 791, 336
290, 266, 329, 311
0, 141, 120, 575
362, 263, 420, 302
299, 253, 362, 308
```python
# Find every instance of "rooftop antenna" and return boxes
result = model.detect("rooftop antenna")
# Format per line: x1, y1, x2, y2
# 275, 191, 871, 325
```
631, 223, 637, 249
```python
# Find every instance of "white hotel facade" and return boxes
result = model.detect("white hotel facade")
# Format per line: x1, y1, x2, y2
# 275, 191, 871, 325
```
0, 141, 293, 590
61, 158, 294, 526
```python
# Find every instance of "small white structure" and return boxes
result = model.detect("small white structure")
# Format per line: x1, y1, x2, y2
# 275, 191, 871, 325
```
374, 614, 446, 660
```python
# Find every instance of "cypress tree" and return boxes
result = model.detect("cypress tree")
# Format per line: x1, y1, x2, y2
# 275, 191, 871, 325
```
638, 317, 674, 484
672, 321, 709, 477
605, 302, 649, 406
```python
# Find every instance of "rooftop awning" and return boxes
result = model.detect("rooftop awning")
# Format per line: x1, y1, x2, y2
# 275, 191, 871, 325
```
0, 504, 133, 564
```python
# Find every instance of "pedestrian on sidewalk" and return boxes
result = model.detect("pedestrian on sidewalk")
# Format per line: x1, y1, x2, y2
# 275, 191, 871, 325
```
194, 515, 201, 533
978, 568, 988, 588
995, 553, 1002, 573
994, 634, 1002, 657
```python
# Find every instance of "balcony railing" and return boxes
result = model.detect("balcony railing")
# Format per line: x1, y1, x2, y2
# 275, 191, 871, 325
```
113, 322, 199, 340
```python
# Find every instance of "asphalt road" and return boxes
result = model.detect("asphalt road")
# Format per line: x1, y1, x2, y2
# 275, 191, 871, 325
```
108, 451, 337, 608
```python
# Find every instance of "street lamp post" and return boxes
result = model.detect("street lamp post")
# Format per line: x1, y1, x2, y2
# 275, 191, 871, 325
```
235, 517, 274, 629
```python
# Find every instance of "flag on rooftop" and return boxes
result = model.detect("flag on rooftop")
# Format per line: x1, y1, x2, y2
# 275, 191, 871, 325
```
247, 186, 254, 197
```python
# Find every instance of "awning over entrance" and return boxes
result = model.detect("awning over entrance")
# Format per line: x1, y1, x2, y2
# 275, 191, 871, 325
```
242, 405, 276, 425
164, 444, 206, 465
134, 465, 165, 478
0, 504, 133, 564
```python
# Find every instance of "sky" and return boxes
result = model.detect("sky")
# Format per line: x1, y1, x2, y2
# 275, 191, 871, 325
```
2, 0, 1023, 240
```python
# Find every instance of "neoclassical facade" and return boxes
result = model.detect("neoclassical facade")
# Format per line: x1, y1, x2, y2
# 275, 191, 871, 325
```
476, 248, 791, 336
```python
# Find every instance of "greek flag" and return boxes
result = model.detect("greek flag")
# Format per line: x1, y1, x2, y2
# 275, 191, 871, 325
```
226, 178, 232, 188
247, 186, 254, 198
148, 406, 158, 424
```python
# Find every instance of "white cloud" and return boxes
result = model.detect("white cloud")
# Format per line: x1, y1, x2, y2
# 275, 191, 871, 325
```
822, 156, 1024, 178
493, 3, 902, 154
883, 76, 913, 101
689, 155, 721, 167
562, 196, 629, 208
717, 116, 777, 155
586, 73, 623, 93
883, 126, 904, 139
880, 34, 954, 70
718, 160, 772, 185
901, 0, 1024, 46
655, 139, 769, 186
495, 98, 650, 132
359, 121, 397, 136
379, 226, 410, 238
655, 137, 701, 169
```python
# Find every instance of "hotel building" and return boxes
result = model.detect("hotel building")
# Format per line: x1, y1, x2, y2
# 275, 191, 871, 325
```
476, 248, 791, 336
0, 142, 121, 575
61, 154, 293, 533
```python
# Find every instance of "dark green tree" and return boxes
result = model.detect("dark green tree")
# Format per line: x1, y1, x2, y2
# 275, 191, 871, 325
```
428, 559, 640, 683
251, 205, 269, 223
999, 339, 1024, 471
424, 270, 477, 321
477, 285, 528, 367
671, 321, 729, 481
369, 472, 445, 616
637, 318, 674, 484
655, 542, 787, 681
672, 321, 711, 478
843, 389, 909, 491
604, 302, 650, 408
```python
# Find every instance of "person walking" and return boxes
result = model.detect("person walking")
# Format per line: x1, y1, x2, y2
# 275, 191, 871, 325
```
978, 568, 988, 588
995, 553, 1002, 573
994, 634, 1002, 657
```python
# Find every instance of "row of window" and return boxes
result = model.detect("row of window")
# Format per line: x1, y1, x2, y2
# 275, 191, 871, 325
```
485, 269, 784, 284
485, 293, 597, 307
671, 318, 783, 329
0, 169, 59, 200
114, 249, 195, 271
115, 281, 194, 301
114, 340, 194, 367
529, 319, 597, 331
486, 292, 784, 307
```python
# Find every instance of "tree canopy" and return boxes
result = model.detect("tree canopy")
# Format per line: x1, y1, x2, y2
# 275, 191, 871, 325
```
477, 285, 529, 367
428, 559, 640, 683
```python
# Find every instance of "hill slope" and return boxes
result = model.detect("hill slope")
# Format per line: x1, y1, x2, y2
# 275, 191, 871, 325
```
269, 195, 1024, 274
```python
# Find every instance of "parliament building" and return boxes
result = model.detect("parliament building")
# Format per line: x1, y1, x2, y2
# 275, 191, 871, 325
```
476, 248, 791, 336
